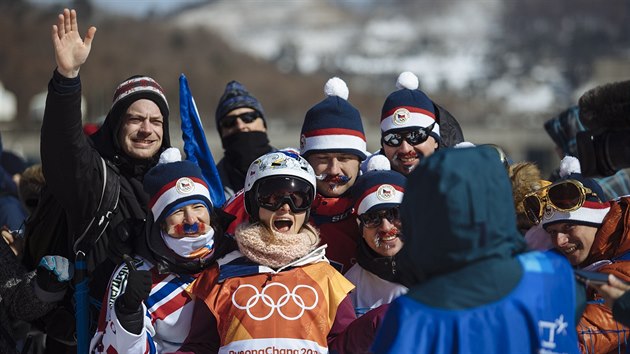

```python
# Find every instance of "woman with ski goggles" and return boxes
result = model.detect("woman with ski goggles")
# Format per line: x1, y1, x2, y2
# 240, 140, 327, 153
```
185, 150, 385, 353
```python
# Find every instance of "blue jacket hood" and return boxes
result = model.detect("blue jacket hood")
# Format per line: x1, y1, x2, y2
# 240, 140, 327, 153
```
398, 146, 526, 284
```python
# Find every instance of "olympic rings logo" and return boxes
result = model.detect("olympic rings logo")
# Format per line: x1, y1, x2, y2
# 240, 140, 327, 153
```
231, 282, 319, 321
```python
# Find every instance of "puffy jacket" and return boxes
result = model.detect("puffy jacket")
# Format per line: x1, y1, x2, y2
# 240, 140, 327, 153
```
578, 197, 630, 354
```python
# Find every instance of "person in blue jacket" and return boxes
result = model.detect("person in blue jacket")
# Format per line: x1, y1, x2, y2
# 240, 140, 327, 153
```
372, 145, 585, 354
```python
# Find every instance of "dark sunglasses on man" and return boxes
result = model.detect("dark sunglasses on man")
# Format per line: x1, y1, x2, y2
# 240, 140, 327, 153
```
382, 122, 436, 147
220, 111, 260, 129
521, 179, 596, 225
358, 207, 402, 228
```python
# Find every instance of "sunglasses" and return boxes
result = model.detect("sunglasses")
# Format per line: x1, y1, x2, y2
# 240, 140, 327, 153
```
522, 179, 596, 225
219, 111, 260, 129
358, 207, 401, 228
381, 122, 436, 147
256, 176, 314, 213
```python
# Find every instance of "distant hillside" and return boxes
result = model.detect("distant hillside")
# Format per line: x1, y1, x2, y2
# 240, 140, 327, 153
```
0, 1, 384, 132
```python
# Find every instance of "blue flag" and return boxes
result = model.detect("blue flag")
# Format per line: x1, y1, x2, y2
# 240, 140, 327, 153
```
179, 74, 226, 208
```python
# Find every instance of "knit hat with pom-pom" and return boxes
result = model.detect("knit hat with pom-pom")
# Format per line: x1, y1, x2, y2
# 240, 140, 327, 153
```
381, 71, 439, 140
300, 77, 368, 160
353, 154, 406, 215
541, 156, 610, 229
144, 148, 212, 222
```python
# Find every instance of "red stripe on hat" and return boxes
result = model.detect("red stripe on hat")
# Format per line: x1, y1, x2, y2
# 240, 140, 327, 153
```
356, 184, 405, 210
381, 105, 436, 121
113, 78, 165, 102
303, 128, 366, 140
583, 200, 612, 209
115, 77, 164, 94
148, 176, 208, 209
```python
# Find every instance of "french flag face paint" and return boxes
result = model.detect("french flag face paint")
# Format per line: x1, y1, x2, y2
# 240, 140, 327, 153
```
172, 222, 207, 237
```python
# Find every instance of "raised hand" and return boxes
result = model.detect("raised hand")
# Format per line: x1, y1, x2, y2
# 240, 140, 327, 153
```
51, 8, 97, 78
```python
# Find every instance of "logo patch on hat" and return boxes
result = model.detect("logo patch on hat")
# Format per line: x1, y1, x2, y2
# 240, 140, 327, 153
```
543, 207, 556, 221
176, 177, 195, 194
376, 184, 396, 201
393, 108, 410, 126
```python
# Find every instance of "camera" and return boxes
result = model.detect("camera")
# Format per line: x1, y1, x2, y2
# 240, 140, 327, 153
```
575, 79, 630, 177
577, 129, 630, 177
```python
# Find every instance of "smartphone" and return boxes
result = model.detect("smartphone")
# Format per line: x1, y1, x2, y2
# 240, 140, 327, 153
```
574, 269, 612, 285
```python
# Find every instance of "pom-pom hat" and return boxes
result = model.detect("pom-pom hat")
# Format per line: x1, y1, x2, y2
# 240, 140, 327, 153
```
300, 77, 368, 160
381, 72, 439, 139
215, 80, 266, 133
144, 148, 212, 222
110, 75, 169, 121
353, 155, 406, 215
541, 156, 610, 228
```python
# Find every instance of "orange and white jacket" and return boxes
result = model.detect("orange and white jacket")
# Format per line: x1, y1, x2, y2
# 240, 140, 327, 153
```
185, 246, 355, 353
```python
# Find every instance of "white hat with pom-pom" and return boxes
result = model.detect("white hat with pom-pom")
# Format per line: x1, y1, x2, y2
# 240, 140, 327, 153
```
300, 77, 368, 160
540, 155, 610, 229
353, 154, 406, 215
380, 71, 439, 138
144, 147, 212, 221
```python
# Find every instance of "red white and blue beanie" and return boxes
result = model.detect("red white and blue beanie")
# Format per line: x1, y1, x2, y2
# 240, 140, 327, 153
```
144, 148, 212, 221
300, 77, 368, 160
381, 72, 439, 138
110, 75, 169, 120
541, 156, 610, 228
353, 155, 406, 215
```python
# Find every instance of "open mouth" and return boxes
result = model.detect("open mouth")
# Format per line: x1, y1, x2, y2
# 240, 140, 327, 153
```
396, 154, 417, 164
562, 245, 578, 255
132, 138, 156, 146
380, 234, 398, 242
374, 231, 399, 249
273, 218, 294, 233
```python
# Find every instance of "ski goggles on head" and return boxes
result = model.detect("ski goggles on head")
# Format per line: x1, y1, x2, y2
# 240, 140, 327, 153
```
522, 179, 596, 225
220, 111, 260, 129
381, 122, 436, 147
256, 176, 314, 213
358, 207, 401, 228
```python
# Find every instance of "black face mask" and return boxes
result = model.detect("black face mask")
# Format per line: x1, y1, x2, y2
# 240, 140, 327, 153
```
222, 131, 273, 188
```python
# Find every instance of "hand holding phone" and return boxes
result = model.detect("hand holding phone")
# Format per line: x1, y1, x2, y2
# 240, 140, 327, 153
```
574, 269, 613, 286
576, 270, 630, 310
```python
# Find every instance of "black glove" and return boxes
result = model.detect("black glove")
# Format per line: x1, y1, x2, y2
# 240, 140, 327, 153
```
34, 255, 73, 303
116, 254, 152, 314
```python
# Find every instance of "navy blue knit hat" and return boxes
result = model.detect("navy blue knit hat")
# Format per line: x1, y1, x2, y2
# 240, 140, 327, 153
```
381, 72, 439, 139
300, 77, 368, 160
144, 148, 212, 222
215, 80, 266, 133
353, 155, 406, 214
541, 156, 610, 228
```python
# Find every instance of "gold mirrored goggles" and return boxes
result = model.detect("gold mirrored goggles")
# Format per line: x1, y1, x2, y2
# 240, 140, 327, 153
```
521, 179, 595, 225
